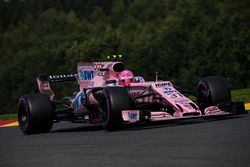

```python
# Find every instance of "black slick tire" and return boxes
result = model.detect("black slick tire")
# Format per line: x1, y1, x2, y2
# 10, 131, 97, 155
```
18, 93, 53, 134
100, 87, 132, 131
197, 76, 231, 112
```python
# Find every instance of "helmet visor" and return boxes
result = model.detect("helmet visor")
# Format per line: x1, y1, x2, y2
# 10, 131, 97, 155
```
119, 78, 134, 85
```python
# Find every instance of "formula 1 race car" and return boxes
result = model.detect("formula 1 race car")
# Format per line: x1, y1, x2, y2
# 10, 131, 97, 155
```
17, 61, 247, 134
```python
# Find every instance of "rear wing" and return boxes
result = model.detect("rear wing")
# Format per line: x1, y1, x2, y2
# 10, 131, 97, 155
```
38, 73, 77, 83
37, 73, 77, 100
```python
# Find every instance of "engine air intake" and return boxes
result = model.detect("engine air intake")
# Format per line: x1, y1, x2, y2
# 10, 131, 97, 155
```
112, 62, 126, 72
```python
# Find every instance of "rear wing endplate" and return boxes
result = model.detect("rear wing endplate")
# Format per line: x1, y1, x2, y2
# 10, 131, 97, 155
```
37, 73, 77, 100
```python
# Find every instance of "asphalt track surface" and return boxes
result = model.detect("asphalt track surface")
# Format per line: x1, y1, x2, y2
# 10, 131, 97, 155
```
1, 114, 250, 167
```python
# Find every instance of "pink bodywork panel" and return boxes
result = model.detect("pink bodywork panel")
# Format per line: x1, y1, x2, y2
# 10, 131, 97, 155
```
37, 78, 55, 100
77, 61, 122, 90
127, 81, 202, 116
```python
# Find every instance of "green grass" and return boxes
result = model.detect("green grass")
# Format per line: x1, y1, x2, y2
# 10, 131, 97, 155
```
0, 113, 17, 121
0, 89, 249, 121
231, 88, 250, 102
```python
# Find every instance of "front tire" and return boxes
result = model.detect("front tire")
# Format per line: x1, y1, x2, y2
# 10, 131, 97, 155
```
197, 76, 231, 112
100, 87, 132, 131
18, 94, 53, 134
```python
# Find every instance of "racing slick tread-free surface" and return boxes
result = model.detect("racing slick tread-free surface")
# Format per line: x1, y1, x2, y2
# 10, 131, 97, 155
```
18, 93, 53, 134
197, 76, 231, 109
101, 87, 132, 130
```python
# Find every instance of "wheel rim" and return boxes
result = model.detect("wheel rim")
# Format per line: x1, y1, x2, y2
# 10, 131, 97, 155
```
18, 100, 29, 128
98, 92, 111, 129
100, 100, 109, 124
198, 84, 209, 103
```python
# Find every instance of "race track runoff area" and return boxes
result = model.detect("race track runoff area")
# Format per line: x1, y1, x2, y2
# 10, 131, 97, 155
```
0, 102, 250, 127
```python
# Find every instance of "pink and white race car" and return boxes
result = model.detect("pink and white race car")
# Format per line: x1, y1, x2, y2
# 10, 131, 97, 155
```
17, 61, 247, 134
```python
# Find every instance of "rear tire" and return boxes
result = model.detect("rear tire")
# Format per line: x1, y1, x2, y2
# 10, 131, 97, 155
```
100, 87, 132, 131
18, 93, 53, 134
197, 76, 231, 112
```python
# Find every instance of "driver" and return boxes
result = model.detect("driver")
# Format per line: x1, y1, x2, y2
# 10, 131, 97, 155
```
118, 70, 134, 85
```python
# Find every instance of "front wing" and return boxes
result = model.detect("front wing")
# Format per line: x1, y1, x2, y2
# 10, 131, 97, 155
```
121, 102, 247, 123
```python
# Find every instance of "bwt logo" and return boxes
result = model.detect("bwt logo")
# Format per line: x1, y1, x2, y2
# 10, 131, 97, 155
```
79, 70, 94, 80
128, 112, 138, 121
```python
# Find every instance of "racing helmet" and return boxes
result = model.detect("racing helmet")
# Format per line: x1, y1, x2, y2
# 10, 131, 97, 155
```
118, 70, 134, 85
